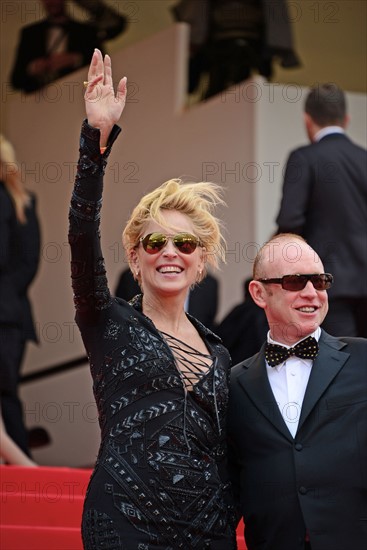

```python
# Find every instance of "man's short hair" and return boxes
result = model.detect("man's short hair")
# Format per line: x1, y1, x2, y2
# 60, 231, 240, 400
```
305, 83, 346, 126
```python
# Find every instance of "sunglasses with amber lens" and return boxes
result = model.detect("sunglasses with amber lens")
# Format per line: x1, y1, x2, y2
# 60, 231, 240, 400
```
139, 232, 201, 255
257, 273, 333, 291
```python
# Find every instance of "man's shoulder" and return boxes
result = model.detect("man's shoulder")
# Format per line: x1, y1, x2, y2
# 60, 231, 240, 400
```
337, 335, 367, 350
68, 18, 99, 36
320, 330, 367, 354
286, 142, 317, 163
311, 133, 366, 156
231, 349, 262, 375
286, 136, 366, 169
20, 19, 48, 35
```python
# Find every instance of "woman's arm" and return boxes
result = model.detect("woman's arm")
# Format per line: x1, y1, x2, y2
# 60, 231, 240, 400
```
0, 412, 36, 467
68, 50, 127, 319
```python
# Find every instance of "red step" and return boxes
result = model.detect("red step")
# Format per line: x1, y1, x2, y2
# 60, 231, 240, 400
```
0, 525, 83, 550
0, 465, 92, 488
0, 466, 247, 549
0, 466, 91, 550
236, 518, 247, 549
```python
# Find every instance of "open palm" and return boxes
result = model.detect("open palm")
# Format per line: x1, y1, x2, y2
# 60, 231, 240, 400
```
84, 49, 127, 133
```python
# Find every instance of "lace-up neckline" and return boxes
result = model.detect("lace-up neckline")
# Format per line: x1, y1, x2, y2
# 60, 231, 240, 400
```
159, 330, 214, 391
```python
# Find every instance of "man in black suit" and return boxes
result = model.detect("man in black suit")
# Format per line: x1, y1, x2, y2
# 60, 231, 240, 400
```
228, 233, 367, 550
276, 83, 367, 337
10, 0, 103, 93
216, 278, 268, 363
115, 267, 219, 331
172, 0, 301, 99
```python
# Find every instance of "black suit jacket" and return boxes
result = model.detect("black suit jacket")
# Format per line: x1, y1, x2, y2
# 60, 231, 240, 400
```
216, 297, 268, 363
228, 330, 367, 550
186, 273, 219, 331
11, 18, 102, 93
276, 133, 367, 299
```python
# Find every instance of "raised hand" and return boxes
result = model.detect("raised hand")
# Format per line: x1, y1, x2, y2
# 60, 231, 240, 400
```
84, 49, 127, 146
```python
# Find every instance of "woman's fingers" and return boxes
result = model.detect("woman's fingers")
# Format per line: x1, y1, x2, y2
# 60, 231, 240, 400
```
84, 74, 103, 98
87, 49, 98, 82
117, 76, 128, 103
87, 49, 103, 82
103, 54, 112, 87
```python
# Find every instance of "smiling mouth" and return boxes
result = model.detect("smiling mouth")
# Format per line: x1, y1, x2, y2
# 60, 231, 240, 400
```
297, 306, 318, 313
157, 266, 183, 274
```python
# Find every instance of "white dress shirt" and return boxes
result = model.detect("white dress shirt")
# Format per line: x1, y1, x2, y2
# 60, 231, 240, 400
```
314, 126, 345, 142
266, 328, 321, 437
47, 25, 67, 55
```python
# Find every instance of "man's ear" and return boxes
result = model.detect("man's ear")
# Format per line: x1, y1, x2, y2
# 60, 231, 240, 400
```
303, 112, 311, 128
341, 114, 350, 129
303, 113, 317, 142
249, 280, 267, 309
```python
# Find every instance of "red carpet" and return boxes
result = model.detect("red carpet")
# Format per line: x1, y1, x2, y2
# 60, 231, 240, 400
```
0, 465, 90, 550
0, 465, 247, 549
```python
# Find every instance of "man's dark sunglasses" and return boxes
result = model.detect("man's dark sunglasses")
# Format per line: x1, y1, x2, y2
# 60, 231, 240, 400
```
139, 232, 201, 255
257, 273, 333, 291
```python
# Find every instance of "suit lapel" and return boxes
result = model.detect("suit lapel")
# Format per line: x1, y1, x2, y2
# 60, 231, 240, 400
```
298, 331, 350, 431
236, 344, 293, 441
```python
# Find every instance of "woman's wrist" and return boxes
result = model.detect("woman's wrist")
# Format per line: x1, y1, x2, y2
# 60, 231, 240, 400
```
85, 121, 112, 148
99, 130, 111, 148
82, 120, 121, 152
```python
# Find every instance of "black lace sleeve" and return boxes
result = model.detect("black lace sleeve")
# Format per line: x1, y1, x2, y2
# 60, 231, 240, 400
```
68, 120, 121, 319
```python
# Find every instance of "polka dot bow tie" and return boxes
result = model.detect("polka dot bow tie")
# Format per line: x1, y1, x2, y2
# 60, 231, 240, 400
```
265, 336, 319, 367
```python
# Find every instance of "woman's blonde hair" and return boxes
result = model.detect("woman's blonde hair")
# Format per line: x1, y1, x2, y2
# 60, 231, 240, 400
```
0, 135, 30, 223
122, 178, 226, 280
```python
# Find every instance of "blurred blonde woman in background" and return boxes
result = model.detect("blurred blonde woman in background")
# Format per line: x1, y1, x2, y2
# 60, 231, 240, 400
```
0, 134, 40, 461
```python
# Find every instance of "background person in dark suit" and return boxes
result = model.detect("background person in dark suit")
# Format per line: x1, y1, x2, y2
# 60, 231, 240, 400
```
276, 82, 367, 337
73, 0, 127, 42
228, 233, 367, 550
0, 135, 41, 456
172, 0, 301, 99
10, 0, 103, 93
186, 271, 219, 331
115, 267, 219, 332
216, 277, 268, 363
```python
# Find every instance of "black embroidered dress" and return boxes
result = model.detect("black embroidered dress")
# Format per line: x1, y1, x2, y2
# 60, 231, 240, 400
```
69, 121, 237, 549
